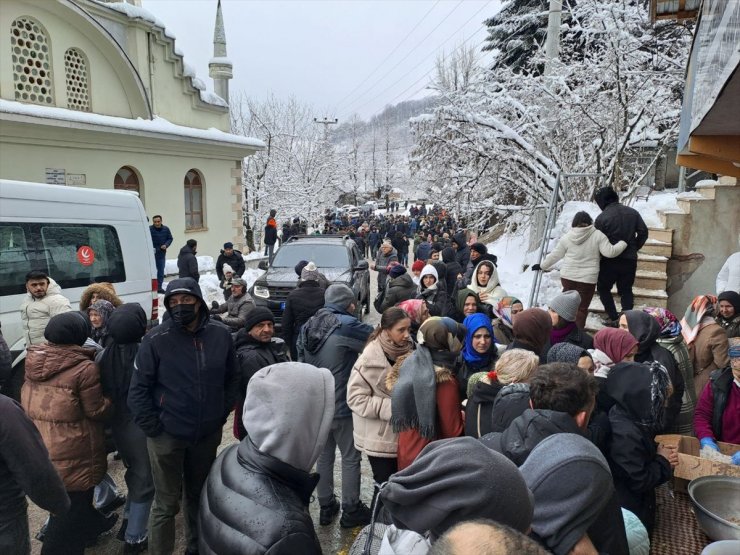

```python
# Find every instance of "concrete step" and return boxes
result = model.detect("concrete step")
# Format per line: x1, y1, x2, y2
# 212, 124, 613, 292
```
588, 287, 668, 315
677, 196, 713, 215
642, 238, 672, 257
634, 269, 668, 290
637, 253, 668, 273
658, 208, 686, 229
647, 227, 673, 243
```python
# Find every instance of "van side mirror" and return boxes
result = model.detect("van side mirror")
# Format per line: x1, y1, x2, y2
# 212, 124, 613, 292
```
258, 260, 269, 271
355, 260, 369, 271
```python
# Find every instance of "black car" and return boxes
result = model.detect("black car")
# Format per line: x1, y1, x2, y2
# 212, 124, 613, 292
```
250, 235, 370, 329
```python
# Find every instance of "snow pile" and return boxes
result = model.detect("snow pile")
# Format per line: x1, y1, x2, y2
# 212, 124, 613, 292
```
0, 99, 265, 148
632, 191, 680, 228
164, 255, 215, 276
243, 251, 265, 261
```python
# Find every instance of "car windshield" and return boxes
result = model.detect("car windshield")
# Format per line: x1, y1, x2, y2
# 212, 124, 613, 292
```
271, 244, 350, 268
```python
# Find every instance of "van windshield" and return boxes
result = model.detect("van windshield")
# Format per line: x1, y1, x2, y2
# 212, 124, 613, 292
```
271, 244, 349, 268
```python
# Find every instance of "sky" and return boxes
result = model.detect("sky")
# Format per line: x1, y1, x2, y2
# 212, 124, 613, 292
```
142, 0, 503, 121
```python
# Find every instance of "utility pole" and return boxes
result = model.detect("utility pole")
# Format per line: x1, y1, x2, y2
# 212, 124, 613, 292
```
313, 117, 338, 141
543, 0, 563, 78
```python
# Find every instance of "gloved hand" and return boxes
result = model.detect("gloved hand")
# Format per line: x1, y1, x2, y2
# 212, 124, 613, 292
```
700, 437, 720, 451
531, 264, 541, 272
732, 451, 740, 466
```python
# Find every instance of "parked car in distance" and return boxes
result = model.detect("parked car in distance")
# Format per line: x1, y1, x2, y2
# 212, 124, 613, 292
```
250, 234, 370, 329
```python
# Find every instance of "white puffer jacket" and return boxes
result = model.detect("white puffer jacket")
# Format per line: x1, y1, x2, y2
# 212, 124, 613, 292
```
20, 278, 73, 346
540, 225, 627, 284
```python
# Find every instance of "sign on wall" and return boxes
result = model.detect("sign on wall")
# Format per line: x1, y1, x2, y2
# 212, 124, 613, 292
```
45, 167, 65, 185
66, 173, 86, 186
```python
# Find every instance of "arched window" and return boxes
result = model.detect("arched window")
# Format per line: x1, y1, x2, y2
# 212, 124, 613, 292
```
11, 16, 54, 105
184, 169, 204, 229
114, 166, 141, 193
64, 48, 91, 111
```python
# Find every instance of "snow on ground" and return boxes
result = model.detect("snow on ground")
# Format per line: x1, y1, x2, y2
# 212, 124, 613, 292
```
632, 191, 680, 228
243, 251, 264, 261
164, 255, 215, 275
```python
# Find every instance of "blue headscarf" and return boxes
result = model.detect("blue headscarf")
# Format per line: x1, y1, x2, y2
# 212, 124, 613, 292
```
462, 313, 494, 367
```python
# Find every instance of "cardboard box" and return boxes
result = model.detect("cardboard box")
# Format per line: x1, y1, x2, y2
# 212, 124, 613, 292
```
656, 434, 740, 491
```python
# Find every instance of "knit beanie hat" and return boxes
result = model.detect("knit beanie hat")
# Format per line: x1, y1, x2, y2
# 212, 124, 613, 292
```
301, 261, 320, 282
593, 328, 638, 363
389, 264, 407, 279
222, 263, 235, 275
718, 290, 740, 314
380, 437, 533, 537
470, 242, 487, 255
294, 260, 309, 277
431, 242, 443, 254
44, 311, 90, 346
324, 283, 355, 310
411, 260, 425, 273
546, 342, 590, 364
520, 433, 613, 555
243, 306, 274, 331
513, 308, 552, 353
549, 290, 581, 323
223, 242, 234, 249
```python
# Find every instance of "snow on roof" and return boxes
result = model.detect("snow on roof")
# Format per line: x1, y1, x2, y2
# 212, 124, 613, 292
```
96, 1, 226, 108
0, 99, 264, 149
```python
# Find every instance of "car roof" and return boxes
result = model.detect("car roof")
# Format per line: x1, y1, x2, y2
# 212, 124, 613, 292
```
284, 234, 353, 246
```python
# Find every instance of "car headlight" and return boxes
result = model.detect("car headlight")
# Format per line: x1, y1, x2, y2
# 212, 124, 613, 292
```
253, 285, 270, 299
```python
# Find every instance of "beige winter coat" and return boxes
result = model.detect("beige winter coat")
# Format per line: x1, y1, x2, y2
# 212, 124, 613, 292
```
541, 225, 627, 284
347, 338, 398, 458
689, 322, 730, 398
20, 278, 73, 346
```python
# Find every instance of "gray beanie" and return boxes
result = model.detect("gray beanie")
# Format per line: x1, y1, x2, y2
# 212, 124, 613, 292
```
243, 362, 334, 472
520, 433, 613, 555
380, 437, 533, 537
324, 283, 355, 309
301, 261, 320, 282
549, 290, 581, 323
546, 342, 590, 364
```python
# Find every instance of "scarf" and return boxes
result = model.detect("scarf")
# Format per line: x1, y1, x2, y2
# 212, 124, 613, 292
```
378, 331, 414, 363
462, 313, 494, 366
398, 299, 426, 324
589, 349, 614, 379
493, 296, 522, 329
643, 307, 682, 338
550, 321, 577, 345
681, 295, 717, 345
89, 299, 114, 344
390, 345, 438, 440
418, 317, 465, 354
593, 327, 638, 363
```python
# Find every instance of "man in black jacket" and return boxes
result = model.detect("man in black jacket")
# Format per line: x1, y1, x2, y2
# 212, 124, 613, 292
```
481, 363, 630, 555
594, 187, 649, 325
177, 239, 200, 282
282, 263, 326, 360
233, 307, 289, 438
215, 242, 245, 281
0, 395, 70, 554
128, 278, 238, 555
198, 362, 334, 555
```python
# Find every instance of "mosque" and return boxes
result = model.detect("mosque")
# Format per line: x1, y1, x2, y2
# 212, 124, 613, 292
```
0, 0, 263, 256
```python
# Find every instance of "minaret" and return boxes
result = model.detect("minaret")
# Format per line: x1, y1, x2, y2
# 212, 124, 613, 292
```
209, 0, 233, 104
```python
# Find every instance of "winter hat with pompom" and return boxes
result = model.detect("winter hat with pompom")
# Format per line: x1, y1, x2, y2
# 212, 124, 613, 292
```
301, 262, 320, 282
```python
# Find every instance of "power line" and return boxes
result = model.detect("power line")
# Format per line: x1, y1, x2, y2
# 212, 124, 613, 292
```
338, 0, 466, 116
333, 0, 442, 111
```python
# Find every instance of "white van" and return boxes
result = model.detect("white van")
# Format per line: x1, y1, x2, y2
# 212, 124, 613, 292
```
0, 179, 158, 369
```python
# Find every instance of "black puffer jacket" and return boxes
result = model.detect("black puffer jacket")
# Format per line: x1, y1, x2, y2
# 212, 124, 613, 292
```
282, 281, 326, 360
465, 379, 503, 438
177, 244, 200, 281
488, 383, 531, 433
441, 247, 464, 296
594, 189, 648, 260
199, 439, 322, 555
380, 273, 417, 312
216, 249, 245, 280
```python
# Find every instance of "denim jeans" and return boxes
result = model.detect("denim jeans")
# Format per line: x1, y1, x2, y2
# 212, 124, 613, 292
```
317, 417, 362, 510
155, 253, 166, 290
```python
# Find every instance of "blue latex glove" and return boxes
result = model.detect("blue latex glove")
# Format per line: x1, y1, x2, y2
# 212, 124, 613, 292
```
700, 437, 720, 451
732, 451, 740, 466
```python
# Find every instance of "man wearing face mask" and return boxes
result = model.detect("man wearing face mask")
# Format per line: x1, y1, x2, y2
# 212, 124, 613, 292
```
128, 278, 238, 555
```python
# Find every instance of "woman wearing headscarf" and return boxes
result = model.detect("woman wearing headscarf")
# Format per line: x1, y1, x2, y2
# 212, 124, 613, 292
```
507, 308, 552, 363
453, 288, 484, 323
387, 317, 465, 470
465, 349, 539, 438
603, 359, 677, 534
21, 312, 114, 555
468, 260, 507, 306
87, 299, 115, 347
620, 310, 686, 433
643, 307, 697, 435
397, 299, 430, 339
347, 308, 414, 500
716, 290, 740, 338
96, 304, 153, 552
458, 313, 498, 400
534, 211, 627, 329
546, 342, 594, 373
417, 265, 451, 317
590, 328, 639, 379
680, 295, 730, 398
491, 296, 523, 347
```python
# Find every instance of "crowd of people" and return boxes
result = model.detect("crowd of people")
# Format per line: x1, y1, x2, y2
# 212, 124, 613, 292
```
1, 189, 739, 555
